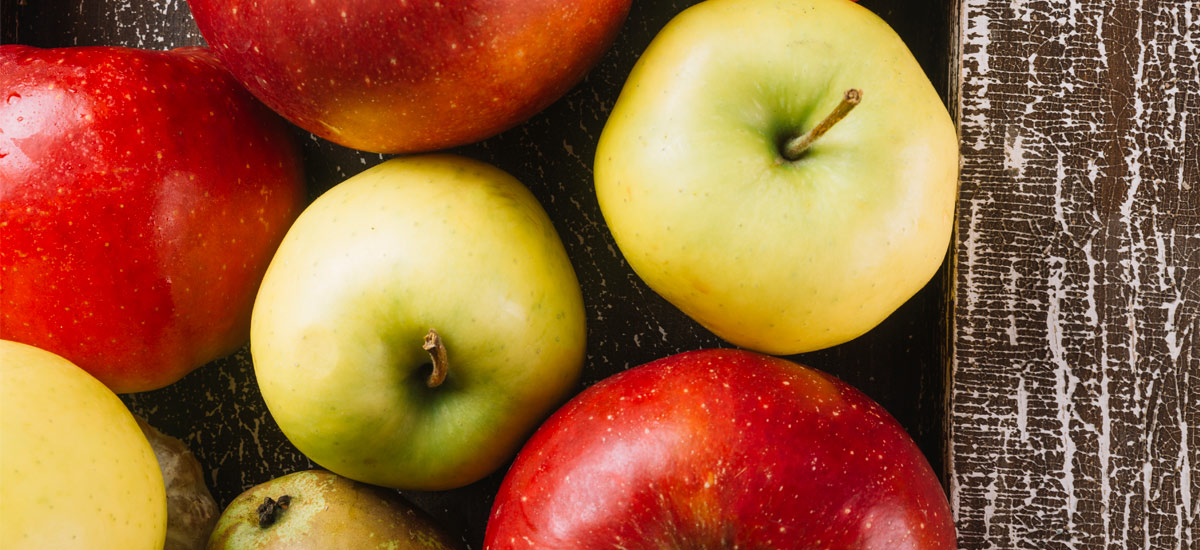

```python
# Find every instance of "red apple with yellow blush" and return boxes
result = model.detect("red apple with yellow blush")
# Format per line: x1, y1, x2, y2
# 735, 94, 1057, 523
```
0, 45, 305, 393
485, 349, 956, 549
186, 0, 632, 154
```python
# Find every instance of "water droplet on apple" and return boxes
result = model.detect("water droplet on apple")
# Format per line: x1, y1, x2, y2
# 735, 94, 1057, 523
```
6, 92, 19, 104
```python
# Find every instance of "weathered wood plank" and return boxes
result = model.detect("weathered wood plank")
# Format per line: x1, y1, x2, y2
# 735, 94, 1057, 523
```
951, 0, 1200, 547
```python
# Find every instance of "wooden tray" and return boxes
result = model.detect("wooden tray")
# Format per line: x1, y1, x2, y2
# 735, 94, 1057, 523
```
0, 0, 953, 545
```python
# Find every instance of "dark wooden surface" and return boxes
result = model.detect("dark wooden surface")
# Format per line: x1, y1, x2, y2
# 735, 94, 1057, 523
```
1, 0, 954, 547
950, 0, 1200, 548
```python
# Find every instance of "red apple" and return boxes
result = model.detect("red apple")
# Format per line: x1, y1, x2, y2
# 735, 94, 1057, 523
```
485, 349, 956, 549
186, 0, 632, 154
0, 45, 306, 393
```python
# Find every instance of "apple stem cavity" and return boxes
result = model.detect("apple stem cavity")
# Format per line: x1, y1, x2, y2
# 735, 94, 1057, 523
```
423, 329, 449, 388
781, 88, 862, 162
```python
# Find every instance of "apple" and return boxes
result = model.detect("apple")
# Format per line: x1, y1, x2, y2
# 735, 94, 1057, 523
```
250, 154, 587, 490
0, 45, 306, 393
0, 340, 167, 549
593, 0, 959, 355
485, 349, 956, 549
207, 470, 462, 550
186, 0, 632, 154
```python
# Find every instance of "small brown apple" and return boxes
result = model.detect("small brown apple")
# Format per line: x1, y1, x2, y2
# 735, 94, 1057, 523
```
135, 417, 219, 550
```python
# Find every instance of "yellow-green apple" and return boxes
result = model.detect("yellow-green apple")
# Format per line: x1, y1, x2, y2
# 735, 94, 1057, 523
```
594, 0, 959, 355
0, 340, 167, 549
485, 349, 956, 549
207, 470, 462, 550
186, 0, 632, 154
251, 155, 586, 490
0, 45, 306, 393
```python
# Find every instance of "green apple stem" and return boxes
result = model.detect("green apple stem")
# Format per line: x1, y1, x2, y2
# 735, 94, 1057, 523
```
423, 329, 449, 388
781, 88, 862, 161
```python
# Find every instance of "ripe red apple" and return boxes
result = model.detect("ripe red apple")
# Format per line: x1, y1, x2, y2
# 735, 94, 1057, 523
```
485, 349, 956, 549
0, 45, 305, 393
186, 0, 632, 154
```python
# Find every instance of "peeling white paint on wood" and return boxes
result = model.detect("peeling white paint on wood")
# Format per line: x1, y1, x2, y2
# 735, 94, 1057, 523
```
951, 0, 1200, 548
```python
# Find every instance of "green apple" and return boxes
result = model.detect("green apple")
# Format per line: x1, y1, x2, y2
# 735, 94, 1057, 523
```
0, 340, 167, 549
594, 0, 958, 354
207, 470, 462, 550
251, 155, 586, 491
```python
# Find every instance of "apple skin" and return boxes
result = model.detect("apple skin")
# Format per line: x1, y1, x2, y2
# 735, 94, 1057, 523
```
207, 470, 463, 550
0, 340, 167, 549
594, 0, 959, 355
0, 45, 306, 393
186, 0, 631, 154
251, 154, 587, 491
485, 349, 956, 549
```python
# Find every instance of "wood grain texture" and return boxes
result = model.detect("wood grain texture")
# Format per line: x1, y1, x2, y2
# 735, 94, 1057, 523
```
951, 0, 1200, 548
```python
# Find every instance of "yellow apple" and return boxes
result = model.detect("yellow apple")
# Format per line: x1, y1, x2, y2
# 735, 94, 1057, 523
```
0, 340, 167, 549
595, 0, 959, 354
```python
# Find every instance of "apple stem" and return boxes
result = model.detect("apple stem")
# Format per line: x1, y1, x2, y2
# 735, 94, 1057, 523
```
781, 88, 862, 161
256, 495, 291, 528
423, 329, 449, 388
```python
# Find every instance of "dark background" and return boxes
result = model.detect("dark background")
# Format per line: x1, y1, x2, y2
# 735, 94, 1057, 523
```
1, 1, 955, 547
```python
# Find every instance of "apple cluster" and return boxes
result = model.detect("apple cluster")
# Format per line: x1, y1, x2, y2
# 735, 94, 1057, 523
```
0, 0, 958, 549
